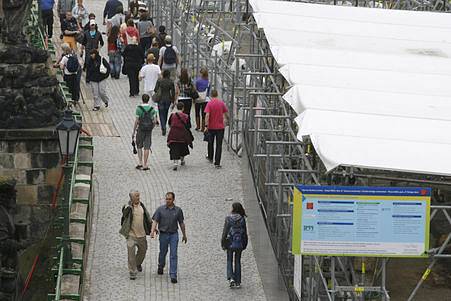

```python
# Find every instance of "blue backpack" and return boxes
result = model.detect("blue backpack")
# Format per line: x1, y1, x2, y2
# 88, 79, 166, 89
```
66, 54, 79, 73
227, 217, 245, 250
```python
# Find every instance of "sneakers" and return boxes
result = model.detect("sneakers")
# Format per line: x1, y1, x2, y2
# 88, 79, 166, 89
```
157, 267, 163, 275
229, 279, 235, 288
235, 283, 241, 289
172, 165, 178, 171
104, 101, 109, 108
162, 129, 166, 136
92, 106, 100, 111
206, 156, 213, 163
171, 278, 178, 284
137, 265, 142, 272
129, 273, 137, 280
180, 158, 185, 166
215, 164, 222, 169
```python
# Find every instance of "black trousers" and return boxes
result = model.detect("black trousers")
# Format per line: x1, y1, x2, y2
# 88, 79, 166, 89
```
207, 129, 224, 166
41, 9, 54, 38
127, 66, 140, 96
179, 98, 192, 116
63, 73, 79, 102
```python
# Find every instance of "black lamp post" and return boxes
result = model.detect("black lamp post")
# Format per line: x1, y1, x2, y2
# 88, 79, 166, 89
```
56, 110, 81, 266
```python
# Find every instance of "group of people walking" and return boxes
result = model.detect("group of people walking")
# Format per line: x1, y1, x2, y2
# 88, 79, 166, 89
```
120, 190, 248, 288
43, 0, 247, 288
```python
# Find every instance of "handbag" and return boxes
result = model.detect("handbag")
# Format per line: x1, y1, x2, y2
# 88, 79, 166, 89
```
175, 113, 194, 145
203, 130, 211, 142
121, 64, 128, 75
99, 58, 108, 74
189, 83, 199, 100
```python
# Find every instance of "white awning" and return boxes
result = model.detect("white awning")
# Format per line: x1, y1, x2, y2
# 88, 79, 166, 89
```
249, 0, 451, 176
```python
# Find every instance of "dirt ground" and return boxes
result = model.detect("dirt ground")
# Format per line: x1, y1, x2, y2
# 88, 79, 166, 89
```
387, 258, 451, 301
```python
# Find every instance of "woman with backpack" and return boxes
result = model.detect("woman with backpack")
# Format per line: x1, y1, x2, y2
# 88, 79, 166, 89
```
107, 25, 122, 79
86, 49, 111, 111
175, 68, 195, 116
154, 69, 176, 136
221, 202, 248, 289
58, 43, 80, 104
167, 102, 193, 171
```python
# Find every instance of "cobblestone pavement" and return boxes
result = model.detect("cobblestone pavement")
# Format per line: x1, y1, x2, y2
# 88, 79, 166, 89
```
83, 1, 267, 300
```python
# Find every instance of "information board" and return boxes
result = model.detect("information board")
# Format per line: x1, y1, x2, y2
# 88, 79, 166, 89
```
292, 186, 430, 257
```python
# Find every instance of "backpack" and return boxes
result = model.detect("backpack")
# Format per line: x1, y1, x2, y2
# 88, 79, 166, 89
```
66, 54, 79, 73
227, 217, 245, 250
163, 45, 177, 65
138, 106, 155, 131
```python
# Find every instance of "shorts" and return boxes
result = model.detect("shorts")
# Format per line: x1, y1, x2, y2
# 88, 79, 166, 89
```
136, 129, 152, 150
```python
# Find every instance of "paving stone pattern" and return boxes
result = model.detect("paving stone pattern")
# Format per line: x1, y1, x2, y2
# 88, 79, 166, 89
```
83, 1, 267, 300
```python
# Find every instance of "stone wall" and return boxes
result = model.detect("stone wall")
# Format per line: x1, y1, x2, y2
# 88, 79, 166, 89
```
0, 128, 60, 238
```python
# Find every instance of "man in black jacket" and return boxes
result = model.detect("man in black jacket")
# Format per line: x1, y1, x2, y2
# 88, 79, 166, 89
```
82, 19, 104, 69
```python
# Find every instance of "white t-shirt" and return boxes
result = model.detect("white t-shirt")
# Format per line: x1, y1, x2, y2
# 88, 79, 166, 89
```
139, 64, 161, 93
159, 45, 179, 69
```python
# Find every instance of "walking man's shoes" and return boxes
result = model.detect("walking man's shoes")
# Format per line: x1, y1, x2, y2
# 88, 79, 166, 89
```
171, 278, 178, 284
137, 265, 142, 272
157, 267, 163, 275
229, 279, 235, 288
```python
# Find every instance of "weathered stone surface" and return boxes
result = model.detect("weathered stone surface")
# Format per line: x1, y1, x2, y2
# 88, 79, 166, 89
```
30, 152, 60, 169
14, 153, 31, 169
0, 153, 14, 168
45, 167, 61, 186
26, 169, 46, 185
37, 185, 54, 204
41, 140, 59, 152
0, 45, 64, 129
16, 184, 38, 204
0, 169, 26, 185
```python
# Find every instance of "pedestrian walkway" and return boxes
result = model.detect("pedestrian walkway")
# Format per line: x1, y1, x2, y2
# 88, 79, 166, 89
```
82, 1, 267, 300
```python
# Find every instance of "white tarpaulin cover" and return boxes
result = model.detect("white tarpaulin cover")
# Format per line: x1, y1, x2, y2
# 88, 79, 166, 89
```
249, 0, 451, 175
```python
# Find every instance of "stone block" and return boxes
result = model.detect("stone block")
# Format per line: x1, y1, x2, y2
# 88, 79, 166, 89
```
16, 185, 38, 205
41, 140, 59, 152
0, 153, 14, 168
30, 152, 60, 168
37, 185, 54, 204
7, 142, 26, 153
0, 169, 26, 185
26, 169, 46, 185
0, 140, 9, 152
45, 167, 61, 186
25, 140, 42, 152
14, 153, 31, 169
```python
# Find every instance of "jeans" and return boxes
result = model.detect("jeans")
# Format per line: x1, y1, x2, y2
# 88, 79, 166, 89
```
158, 101, 171, 131
158, 232, 179, 278
41, 9, 54, 38
108, 52, 122, 78
207, 129, 225, 166
127, 66, 140, 95
227, 249, 242, 284
140, 37, 152, 54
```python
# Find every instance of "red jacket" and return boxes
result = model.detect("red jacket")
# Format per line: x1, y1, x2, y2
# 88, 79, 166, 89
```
167, 112, 192, 145
122, 26, 140, 45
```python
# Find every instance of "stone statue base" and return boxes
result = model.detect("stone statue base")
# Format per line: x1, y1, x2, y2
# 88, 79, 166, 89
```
0, 45, 65, 129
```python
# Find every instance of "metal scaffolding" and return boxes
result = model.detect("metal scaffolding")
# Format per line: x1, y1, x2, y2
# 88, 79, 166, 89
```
151, 0, 451, 299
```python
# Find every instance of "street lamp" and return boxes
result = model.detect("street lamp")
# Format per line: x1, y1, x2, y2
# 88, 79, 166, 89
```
56, 110, 81, 267
56, 110, 81, 160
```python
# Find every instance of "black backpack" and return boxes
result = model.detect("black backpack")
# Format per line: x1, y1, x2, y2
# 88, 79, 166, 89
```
163, 46, 177, 65
66, 54, 79, 73
138, 106, 155, 131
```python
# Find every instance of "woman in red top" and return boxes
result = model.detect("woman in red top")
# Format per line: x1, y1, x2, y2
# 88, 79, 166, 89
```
107, 25, 122, 79
167, 102, 193, 171
122, 19, 140, 45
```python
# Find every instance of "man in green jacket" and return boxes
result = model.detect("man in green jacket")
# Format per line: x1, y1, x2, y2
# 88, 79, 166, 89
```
120, 190, 152, 280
